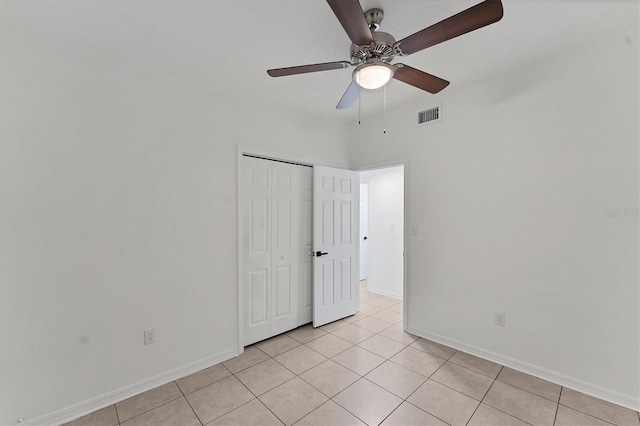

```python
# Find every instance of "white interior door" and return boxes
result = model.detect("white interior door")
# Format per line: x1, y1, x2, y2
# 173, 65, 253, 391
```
243, 157, 272, 344
298, 166, 313, 324
312, 165, 359, 327
359, 183, 369, 281
270, 161, 300, 335
243, 157, 302, 345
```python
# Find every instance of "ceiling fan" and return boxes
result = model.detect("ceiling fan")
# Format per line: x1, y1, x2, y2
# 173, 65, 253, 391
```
267, 0, 503, 109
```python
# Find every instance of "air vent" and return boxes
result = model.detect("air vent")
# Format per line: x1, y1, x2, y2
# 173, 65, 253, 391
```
418, 106, 441, 125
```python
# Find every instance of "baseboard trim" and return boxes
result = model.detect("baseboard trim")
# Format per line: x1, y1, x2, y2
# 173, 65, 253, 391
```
27, 347, 240, 426
366, 287, 403, 301
407, 326, 639, 412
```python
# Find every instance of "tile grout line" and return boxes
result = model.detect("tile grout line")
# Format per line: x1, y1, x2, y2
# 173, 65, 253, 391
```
326, 376, 397, 426
292, 330, 368, 399
496, 376, 619, 425
176, 379, 205, 426
115, 391, 184, 426
478, 379, 543, 426
374, 372, 428, 426
373, 398, 401, 425
250, 334, 391, 426
182, 356, 287, 425
327, 396, 371, 426
296, 323, 414, 402
296, 371, 358, 401
229, 361, 289, 426
429, 375, 492, 405
464, 365, 503, 426
273, 340, 328, 361
244, 327, 361, 405
113, 403, 120, 426
306, 342, 354, 359
420, 343, 638, 423
445, 357, 501, 380
552, 387, 563, 425
400, 396, 451, 426
326, 345, 390, 376
265, 352, 362, 425
554, 383, 639, 425
492, 377, 562, 404
356, 298, 450, 424
384, 348, 452, 373
391, 346, 457, 426
404, 339, 458, 361
555, 402, 625, 426
413, 398, 456, 425
267, 309, 404, 426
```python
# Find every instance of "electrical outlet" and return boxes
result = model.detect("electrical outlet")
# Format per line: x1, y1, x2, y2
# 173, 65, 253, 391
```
494, 312, 505, 326
144, 328, 156, 345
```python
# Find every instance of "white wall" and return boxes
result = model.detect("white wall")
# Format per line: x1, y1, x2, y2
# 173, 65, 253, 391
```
2, 3, 638, 423
360, 166, 404, 299
349, 31, 639, 409
0, 35, 349, 424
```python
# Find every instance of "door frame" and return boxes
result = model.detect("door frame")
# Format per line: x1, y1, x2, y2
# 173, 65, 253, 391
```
354, 160, 409, 332
237, 145, 337, 354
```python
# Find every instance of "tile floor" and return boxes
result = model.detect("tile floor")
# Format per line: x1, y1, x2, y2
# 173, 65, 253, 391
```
66, 282, 640, 426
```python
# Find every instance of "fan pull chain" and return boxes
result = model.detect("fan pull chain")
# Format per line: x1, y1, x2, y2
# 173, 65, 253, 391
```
358, 85, 361, 125
383, 84, 387, 134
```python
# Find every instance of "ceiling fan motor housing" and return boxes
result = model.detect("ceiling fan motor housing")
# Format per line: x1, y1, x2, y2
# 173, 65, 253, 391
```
350, 31, 396, 65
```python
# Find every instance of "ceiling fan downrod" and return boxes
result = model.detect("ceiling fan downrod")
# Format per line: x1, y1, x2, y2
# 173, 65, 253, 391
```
364, 8, 384, 31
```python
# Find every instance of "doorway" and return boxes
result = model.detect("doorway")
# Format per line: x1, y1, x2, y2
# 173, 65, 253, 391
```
358, 165, 405, 303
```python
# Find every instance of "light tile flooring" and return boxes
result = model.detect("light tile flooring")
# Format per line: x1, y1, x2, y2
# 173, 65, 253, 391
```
66, 282, 640, 426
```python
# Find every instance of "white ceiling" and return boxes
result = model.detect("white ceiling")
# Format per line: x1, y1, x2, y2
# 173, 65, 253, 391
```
2, 0, 637, 121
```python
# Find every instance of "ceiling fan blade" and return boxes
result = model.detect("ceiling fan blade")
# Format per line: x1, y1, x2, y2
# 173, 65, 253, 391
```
336, 80, 359, 109
267, 61, 351, 77
393, 65, 450, 94
395, 0, 503, 56
326, 0, 374, 45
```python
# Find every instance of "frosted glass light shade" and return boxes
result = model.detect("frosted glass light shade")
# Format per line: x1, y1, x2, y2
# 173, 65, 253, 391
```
353, 62, 394, 90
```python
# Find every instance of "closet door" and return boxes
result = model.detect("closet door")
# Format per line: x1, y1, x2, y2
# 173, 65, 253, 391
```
243, 157, 272, 344
270, 161, 300, 335
243, 156, 312, 345
298, 166, 313, 325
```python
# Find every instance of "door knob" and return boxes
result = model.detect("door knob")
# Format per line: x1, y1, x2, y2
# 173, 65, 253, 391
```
364, 236, 368, 240
315, 251, 328, 257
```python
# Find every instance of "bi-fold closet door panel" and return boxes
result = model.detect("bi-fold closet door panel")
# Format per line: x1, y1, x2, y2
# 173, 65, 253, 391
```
298, 166, 313, 325
243, 156, 311, 345
243, 157, 271, 345
270, 161, 300, 336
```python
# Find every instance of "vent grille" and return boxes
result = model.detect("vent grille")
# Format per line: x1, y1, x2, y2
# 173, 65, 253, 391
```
418, 106, 440, 125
